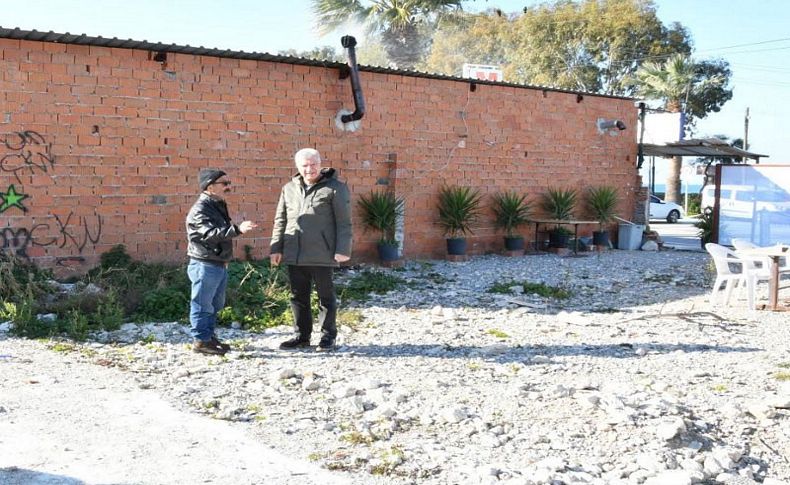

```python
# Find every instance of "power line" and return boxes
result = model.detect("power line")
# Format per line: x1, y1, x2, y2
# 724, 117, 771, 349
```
697, 37, 790, 53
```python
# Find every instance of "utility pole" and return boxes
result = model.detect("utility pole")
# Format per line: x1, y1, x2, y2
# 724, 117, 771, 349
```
744, 107, 751, 162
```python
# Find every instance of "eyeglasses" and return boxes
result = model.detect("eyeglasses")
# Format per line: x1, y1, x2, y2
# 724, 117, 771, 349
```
213, 180, 232, 187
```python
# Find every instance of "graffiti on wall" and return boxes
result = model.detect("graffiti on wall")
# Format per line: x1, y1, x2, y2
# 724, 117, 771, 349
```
1, 130, 102, 264
1, 130, 55, 184
0, 213, 102, 260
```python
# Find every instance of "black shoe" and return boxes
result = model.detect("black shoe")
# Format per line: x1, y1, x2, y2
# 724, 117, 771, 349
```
316, 338, 336, 352
193, 340, 227, 356
279, 338, 311, 350
210, 336, 231, 352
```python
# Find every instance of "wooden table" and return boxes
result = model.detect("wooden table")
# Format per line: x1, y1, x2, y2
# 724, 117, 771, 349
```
737, 244, 789, 311
529, 219, 598, 254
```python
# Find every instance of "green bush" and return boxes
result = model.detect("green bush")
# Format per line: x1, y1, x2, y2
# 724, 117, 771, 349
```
338, 270, 406, 302
134, 287, 189, 322
4, 245, 301, 339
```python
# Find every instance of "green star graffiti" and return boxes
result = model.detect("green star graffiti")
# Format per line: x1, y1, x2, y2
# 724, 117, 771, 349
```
0, 184, 29, 213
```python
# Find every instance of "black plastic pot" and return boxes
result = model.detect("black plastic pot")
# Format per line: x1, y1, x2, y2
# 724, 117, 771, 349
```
592, 230, 609, 247
548, 231, 570, 249
377, 242, 399, 262
446, 237, 467, 255
504, 236, 525, 251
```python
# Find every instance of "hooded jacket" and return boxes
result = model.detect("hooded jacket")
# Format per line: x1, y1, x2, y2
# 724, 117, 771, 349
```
270, 168, 352, 266
186, 193, 241, 264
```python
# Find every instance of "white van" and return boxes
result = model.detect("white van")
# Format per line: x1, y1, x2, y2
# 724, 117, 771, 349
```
702, 185, 790, 219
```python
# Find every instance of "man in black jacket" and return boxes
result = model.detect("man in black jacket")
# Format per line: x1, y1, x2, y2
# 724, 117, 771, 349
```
270, 148, 352, 352
186, 168, 257, 355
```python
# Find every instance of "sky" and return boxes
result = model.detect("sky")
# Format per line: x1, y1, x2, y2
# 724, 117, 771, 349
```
2, 0, 788, 186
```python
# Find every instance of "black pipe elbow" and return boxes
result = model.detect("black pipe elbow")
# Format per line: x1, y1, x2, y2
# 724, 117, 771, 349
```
340, 35, 365, 124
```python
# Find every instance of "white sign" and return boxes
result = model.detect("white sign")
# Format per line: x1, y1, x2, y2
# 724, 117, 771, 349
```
462, 63, 503, 82
637, 112, 683, 144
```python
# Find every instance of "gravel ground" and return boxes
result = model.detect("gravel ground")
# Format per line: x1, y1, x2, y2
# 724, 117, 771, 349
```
1, 250, 790, 485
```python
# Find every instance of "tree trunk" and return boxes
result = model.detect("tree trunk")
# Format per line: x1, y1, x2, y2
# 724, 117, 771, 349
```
665, 155, 682, 203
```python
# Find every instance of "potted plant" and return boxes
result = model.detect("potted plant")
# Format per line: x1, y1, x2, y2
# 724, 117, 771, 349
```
694, 206, 715, 249
586, 186, 619, 247
357, 190, 405, 262
540, 187, 577, 248
491, 191, 530, 251
437, 185, 482, 256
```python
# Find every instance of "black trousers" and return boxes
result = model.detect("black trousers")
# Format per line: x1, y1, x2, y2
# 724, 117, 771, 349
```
286, 265, 337, 342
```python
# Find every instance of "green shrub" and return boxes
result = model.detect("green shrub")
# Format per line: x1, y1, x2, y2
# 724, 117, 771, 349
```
488, 280, 570, 299
65, 309, 90, 341
338, 270, 406, 302
8, 287, 50, 339
134, 287, 188, 322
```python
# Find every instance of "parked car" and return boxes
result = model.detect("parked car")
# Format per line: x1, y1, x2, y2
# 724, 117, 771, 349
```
649, 194, 685, 223
701, 184, 790, 219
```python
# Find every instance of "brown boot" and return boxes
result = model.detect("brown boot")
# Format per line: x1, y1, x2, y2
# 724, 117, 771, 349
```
193, 340, 227, 355
210, 336, 231, 352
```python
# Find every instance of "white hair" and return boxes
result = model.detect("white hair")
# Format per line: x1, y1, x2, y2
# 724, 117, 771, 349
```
294, 148, 321, 166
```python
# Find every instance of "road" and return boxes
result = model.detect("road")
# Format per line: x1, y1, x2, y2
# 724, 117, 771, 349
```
650, 219, 702, 251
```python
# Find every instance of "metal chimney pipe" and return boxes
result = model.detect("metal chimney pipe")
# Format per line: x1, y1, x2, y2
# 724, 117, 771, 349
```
340, 35, 365, 124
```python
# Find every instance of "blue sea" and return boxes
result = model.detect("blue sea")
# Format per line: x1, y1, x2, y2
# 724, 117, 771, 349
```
647, 183, 703, 195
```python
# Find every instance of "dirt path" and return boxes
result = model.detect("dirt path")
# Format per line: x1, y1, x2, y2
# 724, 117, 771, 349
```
0, 339, 350, 485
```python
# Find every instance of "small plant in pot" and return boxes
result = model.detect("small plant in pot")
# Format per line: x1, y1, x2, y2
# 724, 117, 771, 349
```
694, 206, 715, 249
437, 185, 482, 256
357, 190, 405, 262
586, 186, 619, 247
540, 187, 577, 249
491, 191, 530, 252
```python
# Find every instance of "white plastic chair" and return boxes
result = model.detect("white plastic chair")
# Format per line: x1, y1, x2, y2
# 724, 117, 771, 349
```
705, 243, 746, 306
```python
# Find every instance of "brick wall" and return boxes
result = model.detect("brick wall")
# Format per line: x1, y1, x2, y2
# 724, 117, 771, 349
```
0, 38, 639, 270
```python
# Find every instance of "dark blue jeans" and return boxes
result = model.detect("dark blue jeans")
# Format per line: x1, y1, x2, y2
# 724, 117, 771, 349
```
287, 265, 337, 342
187, 259, 228, 342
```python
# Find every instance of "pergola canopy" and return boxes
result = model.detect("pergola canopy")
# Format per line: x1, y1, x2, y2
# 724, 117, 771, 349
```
642, 138, 767, 161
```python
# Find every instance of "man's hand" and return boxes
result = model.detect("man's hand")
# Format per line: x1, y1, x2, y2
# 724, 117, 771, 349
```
270, 253, 282, 266
238, 221, 258, 233
334, 254, 350, 263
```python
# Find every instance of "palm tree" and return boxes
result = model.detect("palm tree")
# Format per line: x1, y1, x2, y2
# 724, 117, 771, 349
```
633, 54, 726, 204
313, 0, 463, 69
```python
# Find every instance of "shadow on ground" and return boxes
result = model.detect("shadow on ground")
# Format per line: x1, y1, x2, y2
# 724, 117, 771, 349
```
0, 467, 86, 485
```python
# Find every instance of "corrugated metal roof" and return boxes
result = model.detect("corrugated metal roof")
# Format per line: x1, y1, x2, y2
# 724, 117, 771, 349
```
643, 138, 767, 160
0, 26, 631, 101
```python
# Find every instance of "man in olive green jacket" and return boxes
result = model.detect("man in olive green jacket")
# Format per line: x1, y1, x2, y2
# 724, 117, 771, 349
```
270, 148, 352, 351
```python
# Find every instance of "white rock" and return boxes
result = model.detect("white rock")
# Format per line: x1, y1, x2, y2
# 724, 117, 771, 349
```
764, 479, 790, 485
480, 344, 510, 356
442, 406, 469, 424
641, 240, 659, 251
430, 305, 443, 316
331, 384, 358, 399
745, 401, 776, 421
271, 368, 297, 380
362, 378, 382, 390
643, 470, 692, 485
767, 395, 790, 409
656, 417, 686, 440
703, 455, 726, 476
302, 376, 321, 391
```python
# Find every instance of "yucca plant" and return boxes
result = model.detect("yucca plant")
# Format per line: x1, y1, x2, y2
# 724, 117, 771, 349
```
357, 190, 405, 246
437, 185, 482, 238
492, 191, 531, 238
586, 186, 619, 226
541, 187, 578, 248
541, 187, 577, 222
